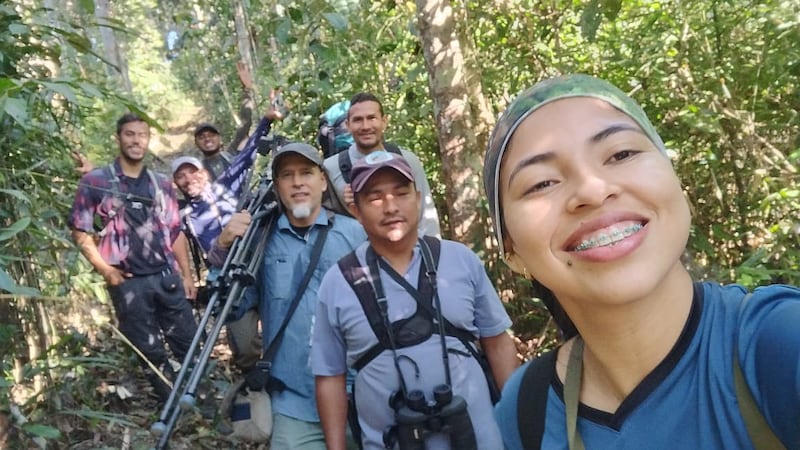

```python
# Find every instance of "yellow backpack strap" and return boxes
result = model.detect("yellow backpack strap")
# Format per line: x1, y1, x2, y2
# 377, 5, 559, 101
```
734, 294, 786, 450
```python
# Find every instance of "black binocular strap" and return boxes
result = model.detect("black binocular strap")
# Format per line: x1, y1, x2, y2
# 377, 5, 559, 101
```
380, 238, 477, 344
260, 217, 331, 366
415, 237, 501, 403
516, 349, 557, 450
342, 237, 481, 367
340, 236, 442, 371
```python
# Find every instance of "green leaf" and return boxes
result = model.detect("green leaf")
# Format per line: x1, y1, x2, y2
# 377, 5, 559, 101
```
0, 216, 31, 242
310, 41, 335, 61
288, 7, 304, 23
22, 423, 61, 439
77, 0, 95, 13
8, 23, 28, 36
0, 267, 40, 297
41, 81, 80, 104
580, 0, 603, 42
322, 13, 348, 31
2, 97, 28, 124
0, 78, 18, 96
77, 81, 104, 99
602, 0, 623, 20
0, 188, 30, 202
275, 19, 292, 45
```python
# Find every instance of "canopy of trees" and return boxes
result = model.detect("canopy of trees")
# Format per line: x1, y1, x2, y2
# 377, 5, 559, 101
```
1, 0, 797, 446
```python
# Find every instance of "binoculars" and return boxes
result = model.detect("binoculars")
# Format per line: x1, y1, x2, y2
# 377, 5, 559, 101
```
383, 384, 477, 450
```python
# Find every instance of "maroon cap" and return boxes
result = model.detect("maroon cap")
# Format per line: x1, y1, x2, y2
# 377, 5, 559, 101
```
350, 151, 415, 193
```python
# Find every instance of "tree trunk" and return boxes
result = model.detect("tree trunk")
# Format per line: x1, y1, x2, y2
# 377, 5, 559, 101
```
95, 0, 132, 92
414, 0, 490, 244
233, 0, 256, 82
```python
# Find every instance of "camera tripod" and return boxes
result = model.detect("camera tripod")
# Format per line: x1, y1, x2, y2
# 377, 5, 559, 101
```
149, 174, 279, 449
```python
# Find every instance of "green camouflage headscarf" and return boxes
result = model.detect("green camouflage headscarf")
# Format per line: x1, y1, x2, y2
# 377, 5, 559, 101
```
483, 74, 666, 257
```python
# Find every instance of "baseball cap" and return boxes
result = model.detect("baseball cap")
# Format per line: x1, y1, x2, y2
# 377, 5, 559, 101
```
271, 142, 324, 175
194, 123, 220, 137
350, 151, 415, 194
171, 156, 203, 177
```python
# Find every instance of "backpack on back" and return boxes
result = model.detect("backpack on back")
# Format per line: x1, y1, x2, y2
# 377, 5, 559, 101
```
318, 100, 353, 158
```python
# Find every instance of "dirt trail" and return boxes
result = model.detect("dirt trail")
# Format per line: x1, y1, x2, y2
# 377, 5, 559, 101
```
149, 104, 205, 168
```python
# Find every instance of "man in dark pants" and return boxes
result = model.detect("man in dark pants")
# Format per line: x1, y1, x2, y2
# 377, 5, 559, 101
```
69, 113, 198, 402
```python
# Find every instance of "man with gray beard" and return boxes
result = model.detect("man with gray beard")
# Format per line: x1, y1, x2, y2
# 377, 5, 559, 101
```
209, 142, 365, 449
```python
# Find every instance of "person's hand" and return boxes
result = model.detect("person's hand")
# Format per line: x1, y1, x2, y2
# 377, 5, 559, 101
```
183, 277, 197, 301
264, 107, 283, 121
70, 151, 94, 175
217, 211, 251, 248
265, 88, 286, 121
343, 184, 354, 207
101, 266, 130, 287
236, 61, 253, 90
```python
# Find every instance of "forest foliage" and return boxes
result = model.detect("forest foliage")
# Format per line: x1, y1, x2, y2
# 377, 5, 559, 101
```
1, 0, 798, 447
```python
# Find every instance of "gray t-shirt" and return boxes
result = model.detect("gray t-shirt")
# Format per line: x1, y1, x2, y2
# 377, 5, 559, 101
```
311, 239, 509, 450
323, 145, 441, 238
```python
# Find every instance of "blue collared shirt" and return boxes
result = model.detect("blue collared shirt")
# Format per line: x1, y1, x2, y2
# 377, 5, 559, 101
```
245, 208, 365, 422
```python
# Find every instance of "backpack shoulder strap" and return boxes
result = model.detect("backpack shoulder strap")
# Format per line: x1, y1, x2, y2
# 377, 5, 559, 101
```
734, 293, 786, 450
338, 251, 392, 371
416, 235, 440, 306
384, 142, 402, 155
420, 235, 440, 264
518, 349, 557, 450
145, 169, 165, 215
105, 164, 120, 195
734, 354, 785, 450
338, 149, 353, 184
95, 164, 124, 237
339, 144, 400, 184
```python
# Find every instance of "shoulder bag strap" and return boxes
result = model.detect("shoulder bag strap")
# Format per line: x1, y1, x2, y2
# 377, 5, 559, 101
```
517, 350, 558, 450
261, 218, 331, 364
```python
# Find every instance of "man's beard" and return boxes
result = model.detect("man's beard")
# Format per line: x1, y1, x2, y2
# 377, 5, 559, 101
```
291, 204, 312, 220
120, 146, 145, 163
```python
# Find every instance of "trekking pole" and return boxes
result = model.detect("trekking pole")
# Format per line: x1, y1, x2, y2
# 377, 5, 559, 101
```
149, 178, 279, 449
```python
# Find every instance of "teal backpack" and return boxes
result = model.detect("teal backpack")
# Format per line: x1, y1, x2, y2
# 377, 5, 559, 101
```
317, 100, 353, 157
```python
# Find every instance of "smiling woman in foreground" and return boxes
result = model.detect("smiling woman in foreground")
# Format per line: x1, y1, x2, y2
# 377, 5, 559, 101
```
485, 74, 799, 450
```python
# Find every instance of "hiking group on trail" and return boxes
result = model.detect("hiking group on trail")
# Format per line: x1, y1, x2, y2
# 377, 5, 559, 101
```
70, 73, 799, 449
